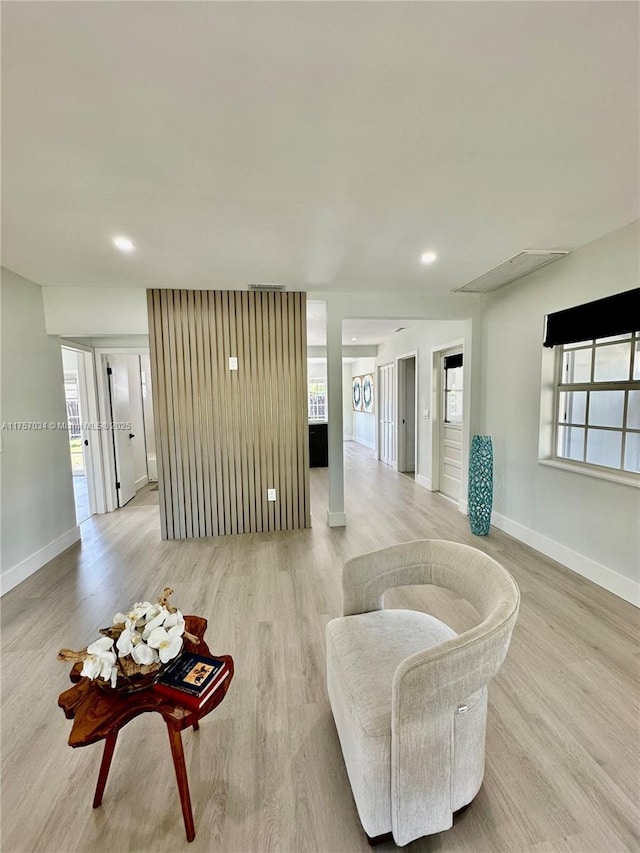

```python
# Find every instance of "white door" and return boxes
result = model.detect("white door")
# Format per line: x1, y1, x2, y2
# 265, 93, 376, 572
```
378, 363, 395, 467
439, 350, 463, 501
108, 355, 137, 507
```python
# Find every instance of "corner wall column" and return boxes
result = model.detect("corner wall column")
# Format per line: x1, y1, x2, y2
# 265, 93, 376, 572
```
326, 303, 346, 527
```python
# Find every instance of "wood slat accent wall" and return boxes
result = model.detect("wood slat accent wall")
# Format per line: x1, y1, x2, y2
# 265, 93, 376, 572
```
147, 289, 310, 539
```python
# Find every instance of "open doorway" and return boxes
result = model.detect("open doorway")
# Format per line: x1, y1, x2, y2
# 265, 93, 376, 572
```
397, 353, 417, 478
61, 347, 100, 523
96, 351, 156, 510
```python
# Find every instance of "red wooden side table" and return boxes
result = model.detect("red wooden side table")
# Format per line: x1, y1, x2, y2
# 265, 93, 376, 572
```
58, 615, 233, 842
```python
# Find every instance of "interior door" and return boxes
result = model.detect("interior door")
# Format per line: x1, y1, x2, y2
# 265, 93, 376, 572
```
378, 363, 395, 467
107, 355, 137, 507
439, 350, 463, 501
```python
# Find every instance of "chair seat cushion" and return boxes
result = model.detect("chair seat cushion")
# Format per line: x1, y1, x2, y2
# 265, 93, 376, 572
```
326, 609, 457, 737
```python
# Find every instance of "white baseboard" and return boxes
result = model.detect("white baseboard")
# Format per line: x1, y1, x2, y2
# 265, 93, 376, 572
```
1, 526, 81, 596
135, 474, 149, 490
343, 435, 355, 442
415, 474, 433, 491
459, 498, 468, 515
491, 511, 639, 607
327, 510, 347, 527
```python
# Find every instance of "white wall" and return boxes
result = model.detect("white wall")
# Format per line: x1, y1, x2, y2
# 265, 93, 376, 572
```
351, 357, 376, 449
43, 287, 148, 336
376, 320, 467, 487
1, 268, 79, 592
480, 220, 640, 604
342, 362, 353, 439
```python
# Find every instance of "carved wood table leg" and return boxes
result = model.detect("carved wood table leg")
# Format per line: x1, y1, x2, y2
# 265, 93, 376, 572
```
167, 724, 196, 842
93, 732, 118, 808
193, 720, 199, 731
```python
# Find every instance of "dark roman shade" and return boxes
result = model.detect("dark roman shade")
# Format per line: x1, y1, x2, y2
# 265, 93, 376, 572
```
444, 353, 463, 369
543, 288, 640, 348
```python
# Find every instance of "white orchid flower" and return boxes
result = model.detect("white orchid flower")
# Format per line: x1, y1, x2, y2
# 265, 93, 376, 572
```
141, 606, 169, 640
147, 623, 184, 663
116, 619, 140, 656
131, 643, 159, 665
113, 600, 153, 627
163, 609, 185, 634
143, 602, 163, 621
82, 636, 117, 686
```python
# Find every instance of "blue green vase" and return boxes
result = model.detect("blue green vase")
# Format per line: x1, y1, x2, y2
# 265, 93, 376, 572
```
468, 435, 493, 535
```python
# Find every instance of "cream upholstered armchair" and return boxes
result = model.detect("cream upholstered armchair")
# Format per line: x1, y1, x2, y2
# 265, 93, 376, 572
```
326, 539, 520, 846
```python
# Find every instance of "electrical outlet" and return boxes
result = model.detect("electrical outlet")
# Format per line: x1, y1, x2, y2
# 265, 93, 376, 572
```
229, 356, 238, 370
267, 488, 277, 501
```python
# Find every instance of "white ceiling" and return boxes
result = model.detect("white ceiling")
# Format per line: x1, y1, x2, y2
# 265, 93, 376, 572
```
306, 300, 416, 347
2, 2, 638, 298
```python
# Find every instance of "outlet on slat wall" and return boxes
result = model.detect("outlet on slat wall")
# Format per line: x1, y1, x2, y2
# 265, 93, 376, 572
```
147, 289, 311, 538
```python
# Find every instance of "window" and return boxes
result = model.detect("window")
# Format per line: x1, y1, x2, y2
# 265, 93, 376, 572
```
443, 353, 463, 424
308, 380, 327, 420
553, 332, 640, 476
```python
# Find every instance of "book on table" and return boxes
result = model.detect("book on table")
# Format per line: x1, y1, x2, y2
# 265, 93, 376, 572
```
153, 653, 230, 709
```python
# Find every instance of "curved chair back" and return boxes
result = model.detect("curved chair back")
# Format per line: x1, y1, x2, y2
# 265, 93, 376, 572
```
340, 539, 520, 844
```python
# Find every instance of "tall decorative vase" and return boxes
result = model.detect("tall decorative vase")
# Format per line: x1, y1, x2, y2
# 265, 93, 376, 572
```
468, 435, 493, 536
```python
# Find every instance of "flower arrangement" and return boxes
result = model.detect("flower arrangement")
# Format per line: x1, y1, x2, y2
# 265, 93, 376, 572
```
58, 587, 195, 690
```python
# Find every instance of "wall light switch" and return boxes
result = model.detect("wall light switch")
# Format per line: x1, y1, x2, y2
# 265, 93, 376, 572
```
423, 409, 430, 419
229, 356, 238, 371
267, 488, 277, 502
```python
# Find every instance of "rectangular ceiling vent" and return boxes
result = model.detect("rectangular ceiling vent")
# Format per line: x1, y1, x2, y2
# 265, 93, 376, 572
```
249, 283, 286, 292
454, 250, 570, 294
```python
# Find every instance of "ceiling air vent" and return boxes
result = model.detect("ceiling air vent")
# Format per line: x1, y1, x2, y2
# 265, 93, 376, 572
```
454, 250, 569, 294
249, 283, 286, 292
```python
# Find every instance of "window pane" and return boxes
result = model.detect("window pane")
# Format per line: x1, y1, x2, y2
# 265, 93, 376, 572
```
624, 433, 640, 473
628, 391, 640, 430
557, 426, 585, 461
445, 365, 463, 423
558, 391, 586, 425
589, 390, 625, 428
593, 342, 631, 382
586, 429, 622, 469
308, 381, 327, 420
634, 341, 640, 380
562, 348, 591, 383
446, 391, 463, 423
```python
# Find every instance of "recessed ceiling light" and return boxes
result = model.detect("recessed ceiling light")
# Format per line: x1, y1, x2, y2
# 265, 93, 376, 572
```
113, 236, 135, 252
351, 337, 358, 342
420, 251, 437, 265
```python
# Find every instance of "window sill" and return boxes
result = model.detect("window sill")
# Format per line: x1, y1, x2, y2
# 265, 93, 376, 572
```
538, 457, 640, 488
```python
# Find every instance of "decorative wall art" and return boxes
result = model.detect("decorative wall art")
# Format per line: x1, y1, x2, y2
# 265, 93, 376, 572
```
352, 374, 375, 413
362, 374, 374, 413
352, 375, 363, 412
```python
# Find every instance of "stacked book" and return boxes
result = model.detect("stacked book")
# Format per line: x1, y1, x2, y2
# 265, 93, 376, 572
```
153, 652, 230, 711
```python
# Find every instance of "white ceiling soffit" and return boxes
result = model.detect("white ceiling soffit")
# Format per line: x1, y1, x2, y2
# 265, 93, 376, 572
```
454, 250, 570, 294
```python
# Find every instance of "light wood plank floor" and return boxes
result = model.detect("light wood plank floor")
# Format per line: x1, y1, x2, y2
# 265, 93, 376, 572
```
2, 442, 638, 853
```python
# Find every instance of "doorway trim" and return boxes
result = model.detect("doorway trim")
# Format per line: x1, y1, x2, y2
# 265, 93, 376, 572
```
430, 338, 466, 508
396, 351, 418, 475
60, 343, 106, 516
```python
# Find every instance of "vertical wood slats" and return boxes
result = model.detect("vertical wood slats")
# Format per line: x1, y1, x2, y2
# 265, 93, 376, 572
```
147, 289, 310, 539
